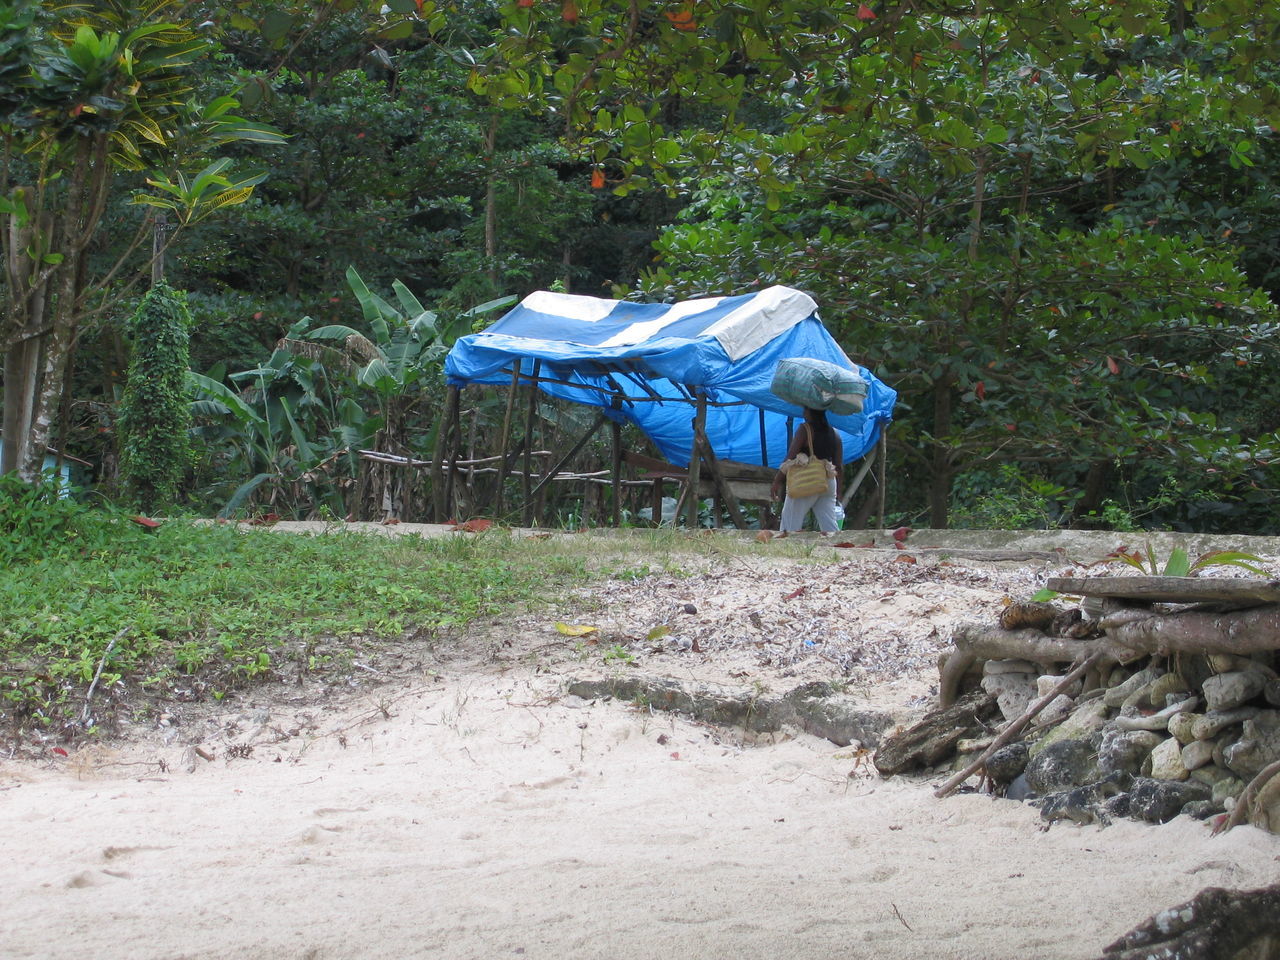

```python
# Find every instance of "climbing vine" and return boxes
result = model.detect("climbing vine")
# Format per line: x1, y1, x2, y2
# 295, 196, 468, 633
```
118, 282, 194, 512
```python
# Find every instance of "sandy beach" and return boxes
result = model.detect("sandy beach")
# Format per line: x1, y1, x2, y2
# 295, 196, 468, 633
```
4, 540, 1279, 959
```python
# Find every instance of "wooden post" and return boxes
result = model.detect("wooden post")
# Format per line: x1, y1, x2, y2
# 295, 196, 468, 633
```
493, 366, 520, 518
611, 418, 623, 527
464, 403, 479, 505
841, 452, 876, 509
685, 390, 706, 529
445, 386, 464, 517
431, 385, 459, 521
875, 424, 889, 531
521, 360, 541, 527
696, 432, 746, 529
651, 471, 664, 526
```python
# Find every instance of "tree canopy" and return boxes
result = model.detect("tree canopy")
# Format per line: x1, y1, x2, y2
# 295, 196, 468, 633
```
3, 0, 1280, 532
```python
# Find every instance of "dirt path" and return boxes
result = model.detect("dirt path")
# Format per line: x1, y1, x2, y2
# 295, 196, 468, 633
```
4, 542, 1280, 959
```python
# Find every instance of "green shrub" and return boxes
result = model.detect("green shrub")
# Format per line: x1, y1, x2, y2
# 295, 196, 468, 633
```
0, 474, 139, 564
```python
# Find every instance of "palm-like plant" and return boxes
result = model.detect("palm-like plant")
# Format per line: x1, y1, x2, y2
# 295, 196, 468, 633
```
189, 267, 514, 520
1, 0, 283, 479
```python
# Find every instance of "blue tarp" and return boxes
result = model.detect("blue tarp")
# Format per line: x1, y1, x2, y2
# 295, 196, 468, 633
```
444, 285, 896, 469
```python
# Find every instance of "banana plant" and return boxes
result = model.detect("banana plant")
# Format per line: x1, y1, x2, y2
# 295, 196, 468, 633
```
302, 266, 514, 398
291, 267, 514, 519
188, 268, 513, 519
188, 351, 357, 519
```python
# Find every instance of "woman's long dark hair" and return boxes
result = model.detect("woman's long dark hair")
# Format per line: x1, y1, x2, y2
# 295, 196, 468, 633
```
803, 408, 837, 462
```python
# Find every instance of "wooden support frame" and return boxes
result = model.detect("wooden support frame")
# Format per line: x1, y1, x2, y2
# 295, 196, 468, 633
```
610, 418, 623, 527
685, 391, 706, 528
875, 424, 888, 530
432, 358, 888, 531
430, 385, 459, 521
444, 385, 463, 516
521, 360, 542, 527
493, 365, 520, 517
528, 410, 610, 500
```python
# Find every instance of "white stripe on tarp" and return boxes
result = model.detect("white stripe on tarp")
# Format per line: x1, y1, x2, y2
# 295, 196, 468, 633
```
704, 286, 818, 360
595, 296, 728, 348
520, 290, 618, 324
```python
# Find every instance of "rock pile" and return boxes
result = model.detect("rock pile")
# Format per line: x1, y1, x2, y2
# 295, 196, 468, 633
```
878, 575, 1280, 834
978, 651, 1280, 830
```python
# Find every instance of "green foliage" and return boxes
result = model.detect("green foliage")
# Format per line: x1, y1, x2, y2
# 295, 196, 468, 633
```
118, 282, 194, 511
0, 520, 588, 730
1, 0, 284, 480
0, 473, 148, 565
186, 268, 515, 519
949, 465, 1075, 531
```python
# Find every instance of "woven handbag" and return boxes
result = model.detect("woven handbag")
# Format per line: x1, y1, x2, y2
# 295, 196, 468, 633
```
786, 426, 830, 498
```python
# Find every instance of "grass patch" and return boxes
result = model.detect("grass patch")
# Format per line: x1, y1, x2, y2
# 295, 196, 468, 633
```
0, 519, 591, 736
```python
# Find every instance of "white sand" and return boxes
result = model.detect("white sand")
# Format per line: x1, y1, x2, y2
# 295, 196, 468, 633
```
4, 544, 1280, 959
3, 667, 1279, 960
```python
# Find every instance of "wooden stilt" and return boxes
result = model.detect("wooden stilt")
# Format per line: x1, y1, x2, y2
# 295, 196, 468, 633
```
521, 360, 541, 527
445, 386, 464, 519
685, 391, 706, 529
431, 385, 459, 521
876, 424, 889, 531
841, 453, 876, 509
493, 366, 520, 518
611, 418, 622, 527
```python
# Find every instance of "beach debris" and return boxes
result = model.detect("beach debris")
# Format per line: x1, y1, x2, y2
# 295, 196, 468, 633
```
926, 574, 1280, 834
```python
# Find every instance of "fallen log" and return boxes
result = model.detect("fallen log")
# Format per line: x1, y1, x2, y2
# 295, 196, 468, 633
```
1097, 884, 1280, 960
943, 599, 1280, 707
952, 621, 1097, 664
1106, 603, 1280, 658
938, 623, 1102, 707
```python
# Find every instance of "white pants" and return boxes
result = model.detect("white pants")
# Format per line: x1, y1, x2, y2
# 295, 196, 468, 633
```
780, 478, 839, 532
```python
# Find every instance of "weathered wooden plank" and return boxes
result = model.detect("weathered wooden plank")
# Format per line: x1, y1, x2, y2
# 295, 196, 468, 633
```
1046, 576, 1280, 605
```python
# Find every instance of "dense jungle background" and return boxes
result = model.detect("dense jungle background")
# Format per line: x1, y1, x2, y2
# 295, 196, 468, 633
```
3, 0, 1280, 533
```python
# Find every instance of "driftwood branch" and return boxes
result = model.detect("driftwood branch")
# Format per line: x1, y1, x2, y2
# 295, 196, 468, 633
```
937, 649, 978, 709
1098, 884, 1280, 960
934, 649, 1104, 800
1216, 759, 1280, 834
952, 621, 1105, 665
872, 688, 998, 778
81, 628, 126, 727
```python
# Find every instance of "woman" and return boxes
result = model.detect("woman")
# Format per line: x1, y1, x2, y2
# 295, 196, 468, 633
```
770, 407, 843, 534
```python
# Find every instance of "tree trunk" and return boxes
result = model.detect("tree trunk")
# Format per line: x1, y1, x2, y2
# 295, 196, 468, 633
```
1069, 459, 1111, 528
484, 112, 498, 288
22, 252, 81, 479
2, 196, 50, 476
11, 138, 107, 480
928, 375, 955, 528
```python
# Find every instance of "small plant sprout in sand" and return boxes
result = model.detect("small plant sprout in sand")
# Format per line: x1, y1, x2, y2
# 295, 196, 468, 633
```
1030, 541, 1268, 602
1104, 542, 1268, 578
